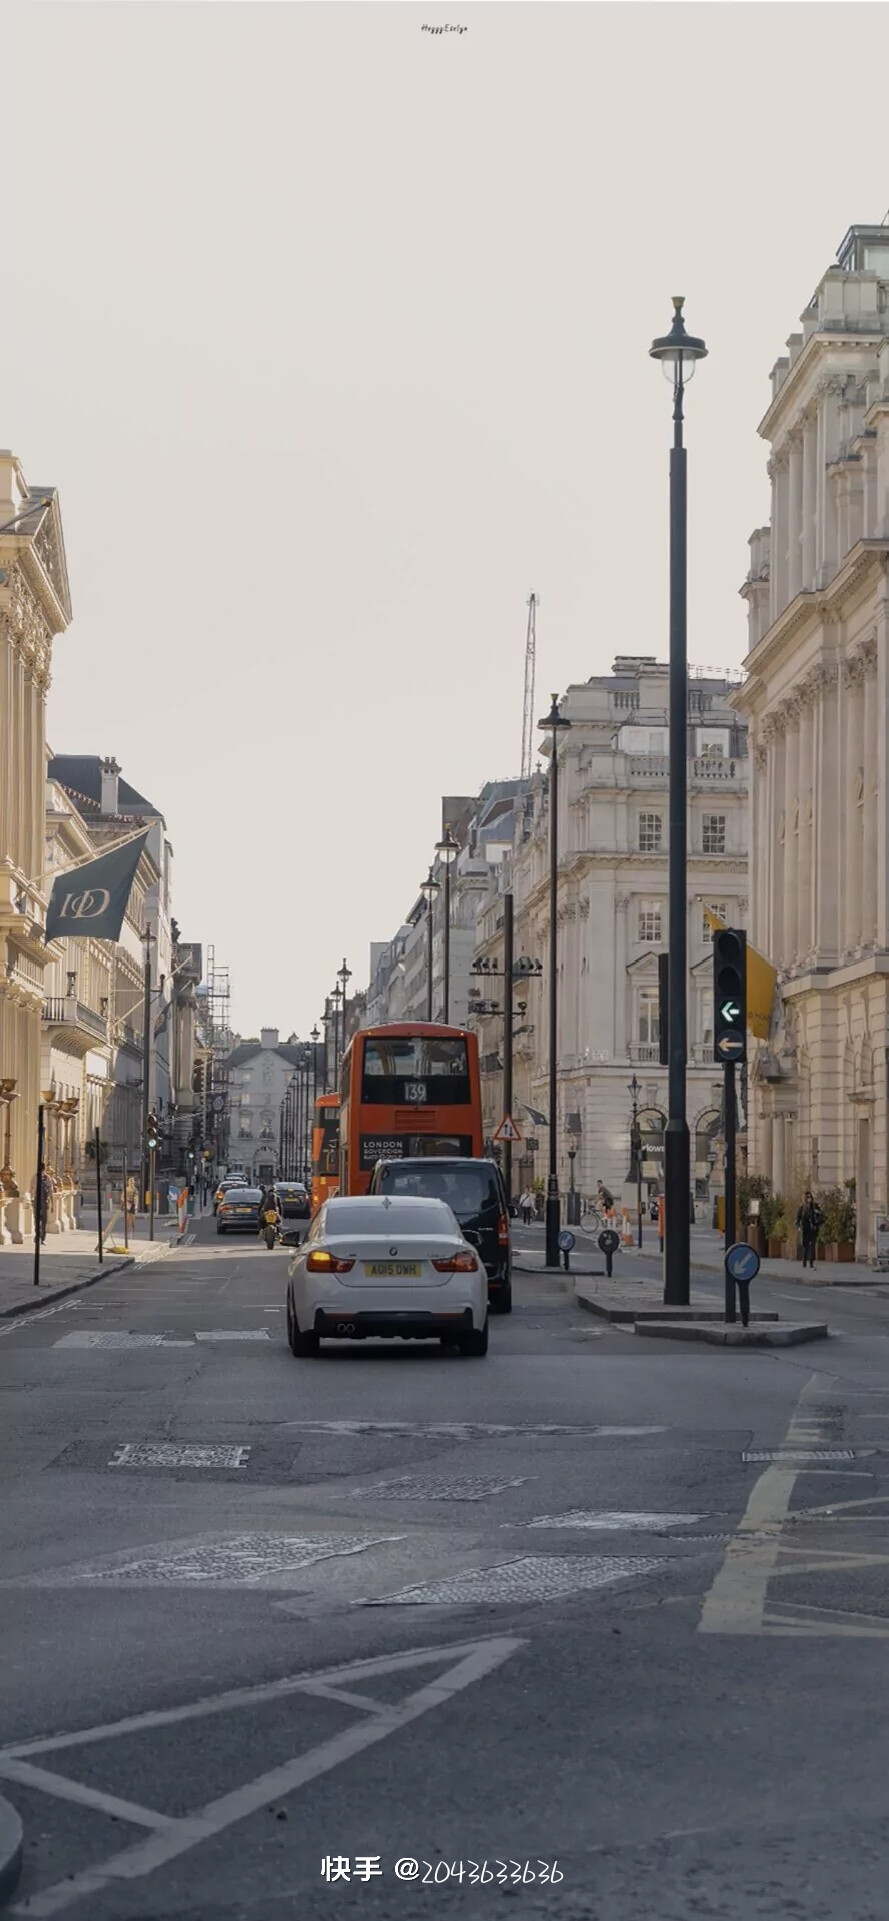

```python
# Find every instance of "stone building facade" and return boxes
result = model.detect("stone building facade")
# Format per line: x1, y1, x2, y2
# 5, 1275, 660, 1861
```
471, 659, 748, 1203
737, 222, 889, 1257
0, 456, 72, 1229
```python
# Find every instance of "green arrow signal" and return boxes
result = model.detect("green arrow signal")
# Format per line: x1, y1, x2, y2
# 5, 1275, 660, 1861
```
720, 999, 741, 1023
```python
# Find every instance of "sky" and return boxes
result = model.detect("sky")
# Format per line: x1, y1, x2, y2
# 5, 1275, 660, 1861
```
5, 1, 889, 1035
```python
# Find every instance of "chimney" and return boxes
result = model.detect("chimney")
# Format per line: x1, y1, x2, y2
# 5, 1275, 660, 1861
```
100, 756, 121, 815
260, 1028, 279, 1050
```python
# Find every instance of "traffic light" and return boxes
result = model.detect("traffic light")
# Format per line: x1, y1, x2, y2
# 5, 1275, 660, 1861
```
146, 1110, 159, 1151
713, 929, 747, 1063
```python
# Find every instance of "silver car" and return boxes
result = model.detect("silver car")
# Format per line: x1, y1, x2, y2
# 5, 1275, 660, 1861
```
286, 1194, 489, 1358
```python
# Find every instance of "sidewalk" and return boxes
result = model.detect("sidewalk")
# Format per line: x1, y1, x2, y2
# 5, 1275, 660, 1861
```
629, 1223, 887, 1289
0, 1222, 173, 1321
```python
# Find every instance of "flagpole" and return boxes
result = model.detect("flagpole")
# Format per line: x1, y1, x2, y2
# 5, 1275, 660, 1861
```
43, 823, 150, 885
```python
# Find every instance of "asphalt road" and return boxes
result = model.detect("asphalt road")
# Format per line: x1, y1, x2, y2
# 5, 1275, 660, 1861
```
3, 1212, 889, 1918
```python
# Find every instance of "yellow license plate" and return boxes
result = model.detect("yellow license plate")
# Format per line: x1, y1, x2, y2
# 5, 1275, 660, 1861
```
364, 1261, 422, 1278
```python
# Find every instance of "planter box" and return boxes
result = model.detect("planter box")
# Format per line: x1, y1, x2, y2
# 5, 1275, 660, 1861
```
822, 1242, 855, 1263
767, 1237, 784, 1259
746, 1225, 766, 1256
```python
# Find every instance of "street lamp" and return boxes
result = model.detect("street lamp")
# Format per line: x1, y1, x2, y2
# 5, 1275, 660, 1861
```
627, 1073, 643, 1249
310, 1024, 320, 1141
538, 693, 571, 1269
650, 295, 707, 1306
420, 867, 440, 1022
337, 959, 352, 1071
331, 983, 344, 1082
435, 828, 459, 1023
322, 999, 332, 1093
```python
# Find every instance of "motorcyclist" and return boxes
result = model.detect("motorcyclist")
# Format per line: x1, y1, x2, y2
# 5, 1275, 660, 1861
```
259, 1182, 281, 1235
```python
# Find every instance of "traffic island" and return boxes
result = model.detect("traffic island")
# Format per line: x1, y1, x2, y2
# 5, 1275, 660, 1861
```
574, 1278, 779, 1324
0, 1793, 22, 1907
633, 1319, 829, 1347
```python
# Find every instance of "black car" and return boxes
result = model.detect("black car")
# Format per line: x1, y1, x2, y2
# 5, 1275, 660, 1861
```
368, 1157, 512, 1313
275, 1181, 310, 1220
216, 1186, 265, 1234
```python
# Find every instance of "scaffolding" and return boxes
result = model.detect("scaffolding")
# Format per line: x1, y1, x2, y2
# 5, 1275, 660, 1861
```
205, 944, 233, 1169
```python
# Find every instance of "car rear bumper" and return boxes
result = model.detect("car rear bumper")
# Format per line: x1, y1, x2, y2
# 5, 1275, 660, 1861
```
313, 1307, 474, 1340
218, 1219, 261, 1232
293, 1273, 486, 1332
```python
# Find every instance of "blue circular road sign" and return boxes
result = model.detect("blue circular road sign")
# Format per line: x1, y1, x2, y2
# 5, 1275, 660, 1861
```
725, 1241, 760, 1283
558, 1229, 576, 1253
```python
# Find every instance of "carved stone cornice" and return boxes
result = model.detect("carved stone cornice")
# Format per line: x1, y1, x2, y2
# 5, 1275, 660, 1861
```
754, 744, 767, 770
859, 634, 878, 677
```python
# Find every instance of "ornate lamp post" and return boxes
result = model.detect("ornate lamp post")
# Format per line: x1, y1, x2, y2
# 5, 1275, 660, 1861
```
331, 983, 344, 1083
538, 694, 571, 1269
650, 295, 707, 1306
421, 867, 440, 1022
337, 959, 352, 1068
434, 829, 459, 1023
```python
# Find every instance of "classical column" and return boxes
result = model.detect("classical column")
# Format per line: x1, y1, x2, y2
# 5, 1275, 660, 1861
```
861, 637, 878, 948
769, 716, 786, 967
787, 430, 803, 600
877, 586, 889, 949
801, 409, 817, 589
813, 659, 840, 964
783, 700, 800, 965
843, 652, 865, 954
797, 684, 815, 961
614, 894, 629, 1058
759, 1113, 774, 1188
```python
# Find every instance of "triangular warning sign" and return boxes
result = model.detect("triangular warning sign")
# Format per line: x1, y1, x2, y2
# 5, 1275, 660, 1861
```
494, 1114, 522, 1143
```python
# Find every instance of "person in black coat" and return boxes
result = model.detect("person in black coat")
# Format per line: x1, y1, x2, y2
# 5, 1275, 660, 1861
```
796, 1191, 822, 1268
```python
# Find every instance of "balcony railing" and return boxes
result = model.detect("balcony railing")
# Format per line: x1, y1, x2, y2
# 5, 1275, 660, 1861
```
42, 996, 108, 1041
629, 1043, 661, 1063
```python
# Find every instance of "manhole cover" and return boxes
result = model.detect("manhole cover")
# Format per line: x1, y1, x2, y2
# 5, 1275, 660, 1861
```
23, 1531, 402, 1587
370, 1554, 661, 1606
109, 1444, 250, 1469
55, 1332, 168, 1349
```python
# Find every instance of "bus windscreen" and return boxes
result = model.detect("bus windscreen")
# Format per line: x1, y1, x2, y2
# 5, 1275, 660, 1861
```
361, 1035, 469, 1105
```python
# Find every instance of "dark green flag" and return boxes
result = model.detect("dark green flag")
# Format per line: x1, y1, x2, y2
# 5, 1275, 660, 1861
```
45, 833, 149, 943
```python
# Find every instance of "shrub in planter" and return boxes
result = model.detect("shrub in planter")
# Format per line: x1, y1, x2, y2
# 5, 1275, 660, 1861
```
816, 1185, 856, 1257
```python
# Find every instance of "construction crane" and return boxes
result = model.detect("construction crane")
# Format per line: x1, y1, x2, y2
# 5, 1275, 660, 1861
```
520, 592, 538, 780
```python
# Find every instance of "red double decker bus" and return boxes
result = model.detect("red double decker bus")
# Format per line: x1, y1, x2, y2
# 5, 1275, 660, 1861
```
338, 1024, 484, 1196
310, 1093, 340, 1215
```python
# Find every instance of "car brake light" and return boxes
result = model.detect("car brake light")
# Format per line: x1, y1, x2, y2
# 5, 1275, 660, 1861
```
306, 1250, 355, 1273
498, 1212, 509, 1245
432, 1249, 478, 1273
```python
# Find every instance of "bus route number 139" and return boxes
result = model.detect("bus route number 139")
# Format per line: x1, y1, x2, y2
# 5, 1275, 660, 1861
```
404, 1081, 427, 1104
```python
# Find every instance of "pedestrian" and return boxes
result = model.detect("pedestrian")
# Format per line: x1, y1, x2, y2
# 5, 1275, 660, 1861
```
519, 1186, 535, 1228
796, 1191, 822, 1268
33, 1169, 52, 1243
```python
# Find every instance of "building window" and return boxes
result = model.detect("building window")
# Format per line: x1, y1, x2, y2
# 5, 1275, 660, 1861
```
638, 813, 663, 853
702, 901, 727, 941
638, 992, 660, 1047
701, 993, 713, 1053
702, 814, 726, 854
620, 725, 668, 755
638, 901, 663, 944
696, 727, 730, 760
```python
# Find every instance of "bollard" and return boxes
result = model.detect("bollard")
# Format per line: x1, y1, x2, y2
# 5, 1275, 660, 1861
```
597, 1227, 620, 1282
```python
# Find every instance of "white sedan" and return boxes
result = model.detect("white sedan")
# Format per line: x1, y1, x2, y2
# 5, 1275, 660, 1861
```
285, 1194, 489, 1358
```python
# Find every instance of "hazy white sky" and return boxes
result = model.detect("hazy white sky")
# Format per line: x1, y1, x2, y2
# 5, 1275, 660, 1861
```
6, 2, 889, 1032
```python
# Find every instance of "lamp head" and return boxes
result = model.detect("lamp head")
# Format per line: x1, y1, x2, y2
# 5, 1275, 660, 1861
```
649, 296, 707, 385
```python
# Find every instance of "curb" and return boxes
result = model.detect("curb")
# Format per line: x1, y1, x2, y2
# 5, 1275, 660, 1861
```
631, 1246, 885, 1289
0, 1794, 22, 1908
633, 1319, 830, 1347
0, 1240, 170, 1321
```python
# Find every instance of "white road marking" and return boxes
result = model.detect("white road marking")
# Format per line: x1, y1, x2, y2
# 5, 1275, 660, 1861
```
54, 1332, 167, 1349
194, 1330, 271, 1342
0, 1758, 174, 1831
742, 1449, 858, 1462
342, 1475, 531, 1502
370, 1554, 661, 1606
284, 1419, 667, 1439
109, 1444, 250, 1470
521, 1510, 703, 1531
7, 1638, 522, 1917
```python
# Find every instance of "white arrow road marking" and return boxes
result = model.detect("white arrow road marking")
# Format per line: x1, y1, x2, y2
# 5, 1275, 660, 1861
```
3, 1637, 522, 1918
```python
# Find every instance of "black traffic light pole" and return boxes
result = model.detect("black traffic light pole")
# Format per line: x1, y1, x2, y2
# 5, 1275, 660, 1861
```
713, 927, 747, 1323
503, 892, 514, 1210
